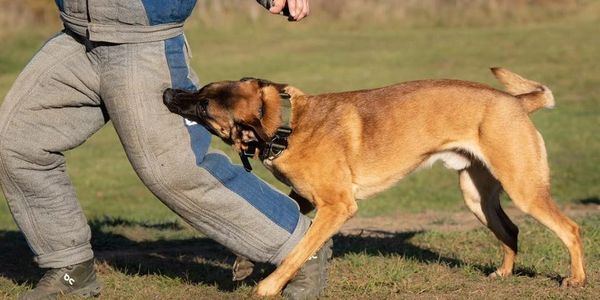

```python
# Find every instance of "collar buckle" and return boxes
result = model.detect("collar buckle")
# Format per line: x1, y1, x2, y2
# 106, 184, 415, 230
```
260, 126, 291, 162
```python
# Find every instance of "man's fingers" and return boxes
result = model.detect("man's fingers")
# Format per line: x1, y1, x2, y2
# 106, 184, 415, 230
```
286, 0, 310, 21
268, 0, 310, 21
269, 0, 286, 14
294, 0, 310, 21
287, 0, 298, 19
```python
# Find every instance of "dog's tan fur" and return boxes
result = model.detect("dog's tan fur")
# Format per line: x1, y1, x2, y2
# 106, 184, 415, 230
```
163, 68, 585, 296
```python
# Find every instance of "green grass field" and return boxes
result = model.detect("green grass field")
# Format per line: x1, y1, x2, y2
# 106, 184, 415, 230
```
0, 7, 599, 299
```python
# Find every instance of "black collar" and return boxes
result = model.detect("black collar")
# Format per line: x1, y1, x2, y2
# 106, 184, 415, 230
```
240, 92, 292, 172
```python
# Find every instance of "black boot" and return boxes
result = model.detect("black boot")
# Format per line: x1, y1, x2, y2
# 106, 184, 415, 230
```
282, 239, 333, 300
19, 259, 101, 300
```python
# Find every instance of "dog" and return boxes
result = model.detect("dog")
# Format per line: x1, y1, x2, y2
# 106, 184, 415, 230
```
163, 68, 586, 296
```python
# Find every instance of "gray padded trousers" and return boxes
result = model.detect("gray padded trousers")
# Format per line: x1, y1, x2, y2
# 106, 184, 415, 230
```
0, 30, 310, 268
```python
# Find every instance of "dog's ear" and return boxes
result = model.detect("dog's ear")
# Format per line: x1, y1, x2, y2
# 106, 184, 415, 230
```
240, 77, 287, 93
237, 78, 288, 141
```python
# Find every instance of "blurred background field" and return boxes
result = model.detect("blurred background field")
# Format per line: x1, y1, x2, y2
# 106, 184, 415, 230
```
0, 0, 599, 299
0, 0, 596, 30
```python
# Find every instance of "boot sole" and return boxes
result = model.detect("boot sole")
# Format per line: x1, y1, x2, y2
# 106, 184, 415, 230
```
72, 281, 102, 298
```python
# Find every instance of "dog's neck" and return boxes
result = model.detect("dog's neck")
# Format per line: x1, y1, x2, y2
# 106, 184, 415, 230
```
258, 86, 305, 162
279, 91, 292, 129
280, 86, 306, 127
240, 86, 308, 171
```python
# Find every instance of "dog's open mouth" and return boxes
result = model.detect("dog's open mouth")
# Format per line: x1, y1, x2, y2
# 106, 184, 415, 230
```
231, 125, 261, 156
239, 125, 260, 144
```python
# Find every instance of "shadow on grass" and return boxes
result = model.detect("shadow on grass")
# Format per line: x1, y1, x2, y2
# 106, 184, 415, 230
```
333, 230, 550, 282
0, 217, 557, 292
335, 231, 492, 275
0, 219, 249, 292
577, 196, 600, 206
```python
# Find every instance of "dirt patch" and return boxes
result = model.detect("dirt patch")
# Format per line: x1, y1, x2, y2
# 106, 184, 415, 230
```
341, 202, 600, 237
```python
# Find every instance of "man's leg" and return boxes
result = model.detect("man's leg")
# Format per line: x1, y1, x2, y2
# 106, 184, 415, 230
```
98, 35, 312, 265
0, 32, 106, 268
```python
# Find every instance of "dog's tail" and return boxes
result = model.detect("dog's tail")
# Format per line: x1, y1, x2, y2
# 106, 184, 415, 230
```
491, 67, 555, 113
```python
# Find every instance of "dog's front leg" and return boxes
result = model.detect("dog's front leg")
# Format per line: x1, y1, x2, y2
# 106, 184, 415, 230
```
290, 189, 315, 215
254, 190, 357, 297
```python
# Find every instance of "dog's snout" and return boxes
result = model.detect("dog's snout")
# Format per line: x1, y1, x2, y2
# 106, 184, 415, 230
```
163, 88, 177, 106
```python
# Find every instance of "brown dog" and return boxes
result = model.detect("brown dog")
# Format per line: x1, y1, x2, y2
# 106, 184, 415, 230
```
163, 68, 585, 296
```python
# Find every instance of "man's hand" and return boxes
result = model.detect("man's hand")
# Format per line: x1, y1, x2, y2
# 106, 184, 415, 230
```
270, 0, 310, 21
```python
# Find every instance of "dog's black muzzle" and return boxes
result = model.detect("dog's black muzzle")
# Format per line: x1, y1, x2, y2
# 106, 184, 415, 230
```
163, 88, 181, 113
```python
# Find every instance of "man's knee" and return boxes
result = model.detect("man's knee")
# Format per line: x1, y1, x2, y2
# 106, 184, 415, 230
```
0, 126, 20, 171
131, 151, 200, 195
0, 125, 63, 178
0, 126, 28, 190
130, 147, 234, 199
129, 125, 217, 194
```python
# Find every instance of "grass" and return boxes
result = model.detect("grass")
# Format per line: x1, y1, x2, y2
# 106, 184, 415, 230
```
0, 7, 599, 300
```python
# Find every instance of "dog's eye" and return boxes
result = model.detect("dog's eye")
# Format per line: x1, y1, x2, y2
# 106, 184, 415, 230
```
196, 100, 208, 117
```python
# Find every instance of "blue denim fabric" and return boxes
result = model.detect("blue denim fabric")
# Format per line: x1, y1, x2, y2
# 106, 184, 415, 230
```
142, 0, 198, 26
55, 0, 64, 11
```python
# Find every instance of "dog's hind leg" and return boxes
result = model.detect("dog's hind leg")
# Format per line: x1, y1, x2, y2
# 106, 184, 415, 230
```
459, 163, 519, 278
482, 125, 585, 287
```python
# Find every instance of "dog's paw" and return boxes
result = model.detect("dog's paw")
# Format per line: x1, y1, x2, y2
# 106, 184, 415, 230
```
253, 283, 281, 297
254, 277, 285, 297
561, 277, 586, 288
488, 269, 511, 279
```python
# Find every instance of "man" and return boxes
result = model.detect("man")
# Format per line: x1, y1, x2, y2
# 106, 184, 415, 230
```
0, 0, 330, 299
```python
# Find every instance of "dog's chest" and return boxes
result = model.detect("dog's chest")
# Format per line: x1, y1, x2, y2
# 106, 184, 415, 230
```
262, 159, 293, 186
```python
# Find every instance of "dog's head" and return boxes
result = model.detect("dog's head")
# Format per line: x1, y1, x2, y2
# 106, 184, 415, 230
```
163, 78, 292, 153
